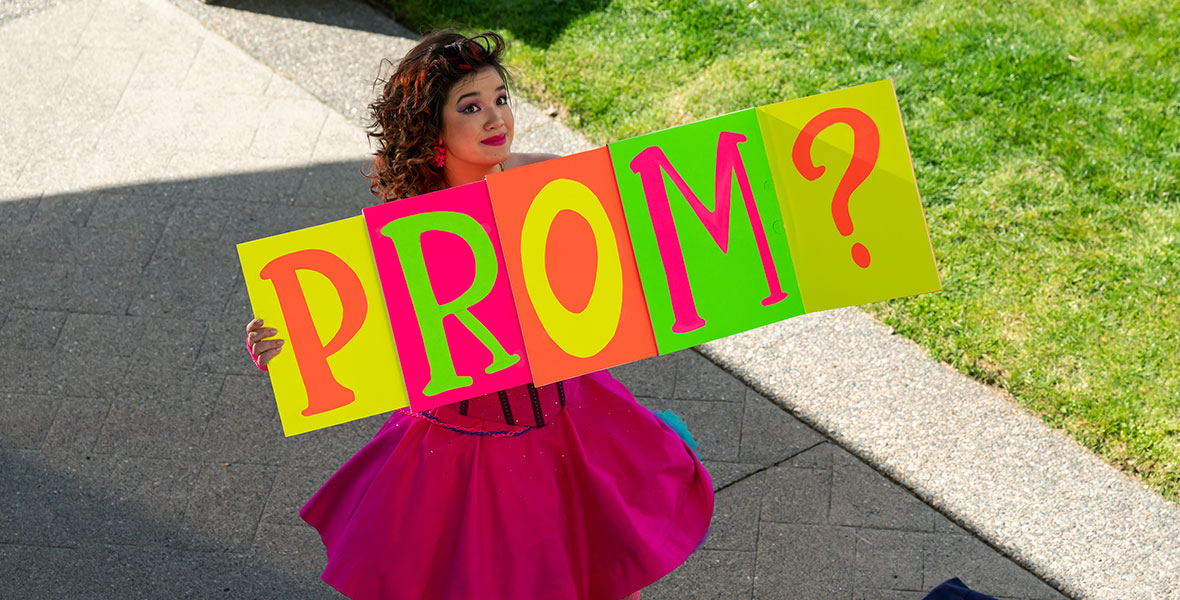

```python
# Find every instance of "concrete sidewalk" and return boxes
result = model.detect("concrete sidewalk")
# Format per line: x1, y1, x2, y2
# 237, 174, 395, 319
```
0, 0, 1171, 598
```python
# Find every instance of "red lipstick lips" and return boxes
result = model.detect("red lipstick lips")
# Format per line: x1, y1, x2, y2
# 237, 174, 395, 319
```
481, 134, 507, 146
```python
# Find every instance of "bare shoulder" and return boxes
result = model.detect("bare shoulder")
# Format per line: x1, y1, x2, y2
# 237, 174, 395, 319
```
503, 152, 561, 170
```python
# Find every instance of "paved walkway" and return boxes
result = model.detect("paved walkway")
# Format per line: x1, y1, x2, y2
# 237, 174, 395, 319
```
0, 0, 1173, 598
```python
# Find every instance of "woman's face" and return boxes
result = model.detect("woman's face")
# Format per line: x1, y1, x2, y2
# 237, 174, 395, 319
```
440, 66, 514, 169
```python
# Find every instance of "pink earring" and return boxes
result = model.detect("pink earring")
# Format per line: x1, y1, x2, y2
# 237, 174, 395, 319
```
432, 142, 446, 168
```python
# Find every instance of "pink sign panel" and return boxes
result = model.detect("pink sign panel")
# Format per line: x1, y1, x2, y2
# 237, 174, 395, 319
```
362, 181, 531, 412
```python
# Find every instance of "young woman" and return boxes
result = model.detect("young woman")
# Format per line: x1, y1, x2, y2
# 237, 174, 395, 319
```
246, 31, 713, 600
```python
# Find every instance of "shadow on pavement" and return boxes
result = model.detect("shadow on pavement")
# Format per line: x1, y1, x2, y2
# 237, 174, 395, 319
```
381, 0, 609, 48
0, 162, 392, 599
202, 0, 611, 49
196, 0, 415, 38
0, 448, 345, 599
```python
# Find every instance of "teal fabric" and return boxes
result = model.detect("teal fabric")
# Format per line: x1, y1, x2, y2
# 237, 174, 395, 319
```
651, 408, 710, 556
651, 408, 700, 454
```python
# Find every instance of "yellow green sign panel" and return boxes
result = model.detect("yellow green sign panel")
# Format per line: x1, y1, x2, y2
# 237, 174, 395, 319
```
758, 80, 940, 313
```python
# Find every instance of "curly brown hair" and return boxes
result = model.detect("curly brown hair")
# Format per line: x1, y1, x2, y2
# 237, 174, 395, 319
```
363, 31, 511, 202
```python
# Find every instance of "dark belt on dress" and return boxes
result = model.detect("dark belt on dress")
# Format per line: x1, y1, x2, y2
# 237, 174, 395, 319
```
399, 381, 567, 437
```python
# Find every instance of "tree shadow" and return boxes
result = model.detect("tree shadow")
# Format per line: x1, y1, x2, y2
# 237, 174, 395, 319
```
196, 0, 610, 48
384, 0, 610, 49
189, 0, 418, 39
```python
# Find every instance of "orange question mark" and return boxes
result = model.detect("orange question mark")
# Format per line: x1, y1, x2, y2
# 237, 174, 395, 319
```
791, 107, 880, 269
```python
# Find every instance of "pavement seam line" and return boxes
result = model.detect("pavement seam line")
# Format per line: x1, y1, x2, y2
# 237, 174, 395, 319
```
196, 373, 230, 445
176, 31, 203, 87
38, 396, 63, 450
51, 311, 70, 352
713, 440, 826, 495
243, 95, 269, 162
307, 98, 331, 161
111, 48, 148, 118
251, 466, 280, 551
752, 477, 764, 599
737, 383, 747, 461
827, 443, 834, 524
89, 393, 116, 455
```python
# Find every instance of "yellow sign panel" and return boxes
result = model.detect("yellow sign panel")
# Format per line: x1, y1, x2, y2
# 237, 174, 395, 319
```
757, 80, 941, 312
237, 216, 407, 436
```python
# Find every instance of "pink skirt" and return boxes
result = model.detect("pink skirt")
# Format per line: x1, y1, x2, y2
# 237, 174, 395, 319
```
301, 370, 714, 600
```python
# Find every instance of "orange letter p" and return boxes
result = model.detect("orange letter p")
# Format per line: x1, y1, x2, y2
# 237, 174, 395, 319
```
260, 249, 367, 416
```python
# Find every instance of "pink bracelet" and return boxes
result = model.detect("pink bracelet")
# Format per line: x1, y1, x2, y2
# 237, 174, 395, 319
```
246, 341, 269, 372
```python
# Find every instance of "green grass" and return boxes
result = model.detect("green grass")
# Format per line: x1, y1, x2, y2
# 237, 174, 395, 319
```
390, 0, 1180, 500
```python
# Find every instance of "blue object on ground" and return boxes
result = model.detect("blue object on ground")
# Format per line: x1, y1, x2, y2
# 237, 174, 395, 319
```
651, 408, 700, 453
922, 577, 998, 600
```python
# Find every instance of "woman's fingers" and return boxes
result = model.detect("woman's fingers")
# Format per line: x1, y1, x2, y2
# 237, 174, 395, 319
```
247, 327, 279, 345
246, 318, 285, 367
246, 318, 263, 333
250, 338, 284, 357
256, 346, 282, 367
246, 319, 279, 339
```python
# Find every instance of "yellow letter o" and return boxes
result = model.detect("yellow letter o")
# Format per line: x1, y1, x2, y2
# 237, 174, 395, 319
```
520, 179, 623, 358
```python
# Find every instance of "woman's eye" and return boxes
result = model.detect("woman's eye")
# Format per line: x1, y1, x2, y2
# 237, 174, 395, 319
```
460, 104, 479, 114
497, 95, 509, 106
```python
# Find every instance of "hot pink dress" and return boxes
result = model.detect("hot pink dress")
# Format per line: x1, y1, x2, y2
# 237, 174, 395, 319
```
300, 370, 714, 600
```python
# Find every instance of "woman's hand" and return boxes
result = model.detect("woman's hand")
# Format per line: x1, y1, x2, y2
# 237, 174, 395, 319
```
246, 318, 284, 370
